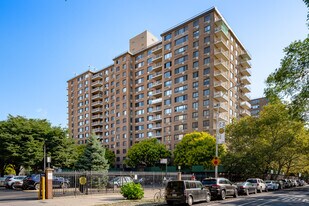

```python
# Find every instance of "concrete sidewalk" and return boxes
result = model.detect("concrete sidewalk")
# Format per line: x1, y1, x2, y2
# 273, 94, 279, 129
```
0, 188, 160, 206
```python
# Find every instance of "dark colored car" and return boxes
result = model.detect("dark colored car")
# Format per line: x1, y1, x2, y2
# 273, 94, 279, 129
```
165, 180, 211, 206
22, 174, 42, 190
202, 178, 238, 200
235, 182, 257, 195
53, 176, 70, 188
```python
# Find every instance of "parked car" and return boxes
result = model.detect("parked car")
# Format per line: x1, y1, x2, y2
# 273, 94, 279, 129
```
22, 174, 42, 190
276, 180, 285, 189
246, 178, 267, 193
107, 176, 133, 188
235, 182, 257, 195
53, 176, 70, 188
265, 180, 279, 190
165, 180, 211, 206
202, 178, 238, 200
5, 176, 26, 189
0, 176, 10, 187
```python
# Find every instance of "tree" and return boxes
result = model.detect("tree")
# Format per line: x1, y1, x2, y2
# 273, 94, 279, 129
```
75, 134, 109, 171
124, 138, 171, 168
173, 132, 225, 169
0, 115, 76, 176
104, 148, 116, 168
224, 103, 309, 179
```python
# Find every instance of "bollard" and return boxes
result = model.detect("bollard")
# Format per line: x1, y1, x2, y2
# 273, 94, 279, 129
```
38, 176, 45, 200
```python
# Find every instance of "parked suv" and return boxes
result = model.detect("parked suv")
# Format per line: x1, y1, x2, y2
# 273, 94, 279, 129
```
246, 178, 267, 193
5, 176, 26, 189
202, 178, 238, 200
165, 180, 211, 206
22, 174, 42, 190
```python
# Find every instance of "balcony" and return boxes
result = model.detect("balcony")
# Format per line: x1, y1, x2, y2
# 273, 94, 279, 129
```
214, 25, 229, 39
240, 76, 251, 85
152, 89, 162, 97
214, 70, 228, 82
240, 85, 251, 93
214, 91, 228, 102
240, 109, 251, 117
151, 81, 162, 89
152, 98, 162, 104
93, 128, 103, 133
91, 107, 102, 113
152, 45, 162, 54
214, 59, 229, 71
152, 124, 162, 130
153, 115, 162, 121
153, 63, 162, 71
239, 92, 250, 101
154, 133, 162, 138
214, 113, 228, 122
152, 107, 162, 113
92, 87, 102, 93
214, 81, 228, 91
214, 37, 229, 51
240, 101, 251, 109
91, 101, 103, 107
152, 71, 162, 80
214, 48, 229, 61
240, 68, 252, 76
239, 51, 252, 60
152, 54, 162, 63
214, 103, 228, 112
92, 73, 102, 80
92, 114, 103, 120
92, 121, 103, 126
91, 94, 102, 100
240, 59, 252, 69
91, 80, 103, 87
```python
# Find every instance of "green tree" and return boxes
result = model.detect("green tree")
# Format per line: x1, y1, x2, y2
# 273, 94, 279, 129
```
224, 103, 308, 179
124, 138, 171, 168
0, 115, 76, 176
105, 148, 116, 168
173, 132, 225, 169
75, 134, 109, 171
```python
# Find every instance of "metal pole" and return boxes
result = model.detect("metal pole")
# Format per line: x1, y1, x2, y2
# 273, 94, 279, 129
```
215, 106, 219, 178
44, 142, 46, 171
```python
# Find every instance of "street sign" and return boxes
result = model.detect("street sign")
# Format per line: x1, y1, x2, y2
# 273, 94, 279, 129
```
211, 157, 221, 166
160, 158, 167, 164
217, 121, 226, 144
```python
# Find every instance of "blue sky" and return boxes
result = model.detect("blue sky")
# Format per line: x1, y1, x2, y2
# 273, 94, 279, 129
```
0, 0, 307, 127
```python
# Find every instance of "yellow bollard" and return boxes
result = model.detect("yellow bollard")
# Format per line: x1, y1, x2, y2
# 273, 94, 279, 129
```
38, 176, 46, 200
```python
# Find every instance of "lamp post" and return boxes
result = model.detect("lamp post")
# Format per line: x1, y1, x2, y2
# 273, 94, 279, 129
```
214, 83, 242, 178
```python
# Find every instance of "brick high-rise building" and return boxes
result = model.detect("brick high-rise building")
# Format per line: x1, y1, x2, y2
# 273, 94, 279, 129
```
67, 7, 252, 168
250, 97, 269, 117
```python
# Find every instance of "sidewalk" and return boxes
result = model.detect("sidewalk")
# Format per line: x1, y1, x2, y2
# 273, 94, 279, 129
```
0, 188, 160, 206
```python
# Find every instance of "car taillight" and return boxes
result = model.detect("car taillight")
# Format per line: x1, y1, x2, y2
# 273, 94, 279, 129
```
240, 186, 244, 189
212, 184, 220, 189
257, 183, 259, 186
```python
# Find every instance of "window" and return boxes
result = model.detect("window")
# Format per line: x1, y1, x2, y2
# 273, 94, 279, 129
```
193, 30, 199, 38
135, 86, 144, 92
164, 80, 172, 87
174, 45, 188, 55
204, 36, 210, 44
192, 102, 198, 108
164, 43, 171, 50
193, 19, 199, 27
193, 51, 199, 58
147, 58, 152, 64
193, 61, 199, 68
135, 62, 144, 68
164, 71, 172, 78
204, 57, 210, 65
174, 114, 187, 121
193, 41, 199, 48
164, 52, 172, 59
192, 122, 198, 129
164, 99, 171, 105
175, 55, 188, 65
203, 100, 209, 106
175, 105, 187, 112
174, 124, 187, 131
164, 62, 172, 69
203, 78, 210, 86
204, 15, 211, 22
193, 71, 199, 78
204, 67, 210, 75
204, 46, 210, 54
174, 85, 188, 93
175, 26, 188, 36
147, 66, 153, 72
203, 89, 210, 96
175, 65, 188, 74
135, 70, 144, 76
164, 89, 172, 96
204, 25, 211, 32
136, 53, 144, 61
203, 120, 210, 127
164, 108, 172, 114
193, 92, 198, 98
175, 75, 188, 84
193, 81, 198, 88
164, 33, 172, 41
175, 35, 188, 46
147, 50, 152, 55
135, 78, 144, 84
175, 95, 188, 102
203, 110, 209, 116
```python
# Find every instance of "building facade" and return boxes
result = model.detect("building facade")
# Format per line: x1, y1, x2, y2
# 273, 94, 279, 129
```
67, 7, 252, 168
250, 97, 269, 117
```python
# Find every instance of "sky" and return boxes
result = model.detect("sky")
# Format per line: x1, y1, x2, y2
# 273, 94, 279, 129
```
0, 0, 307, 127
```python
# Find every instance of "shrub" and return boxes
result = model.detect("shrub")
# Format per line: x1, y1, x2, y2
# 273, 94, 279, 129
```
120, 182, 144, 200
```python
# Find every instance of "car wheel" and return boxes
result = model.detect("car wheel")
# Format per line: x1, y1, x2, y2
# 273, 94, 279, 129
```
254, 188, 257, 194
205, 193, 211, 203
220, 190, 226, 200
265, 187, 268, 192
246, 189, 249, 196
166, 200, 173, 206
187, 195, 193, 206
259, 187, 262, 193
233, 189, 238, 198
11, 183, 16, 190
35, 183, 40, 190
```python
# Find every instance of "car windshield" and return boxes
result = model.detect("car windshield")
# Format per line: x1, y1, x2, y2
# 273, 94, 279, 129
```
166, 181, 184, 191
247, 179, 257, 183
236, 182, 245, 186
202, 179, 217, 185
265, 180, 271, 183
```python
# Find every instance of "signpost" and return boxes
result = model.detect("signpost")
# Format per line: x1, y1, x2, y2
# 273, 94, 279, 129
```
211, 157, 221, 166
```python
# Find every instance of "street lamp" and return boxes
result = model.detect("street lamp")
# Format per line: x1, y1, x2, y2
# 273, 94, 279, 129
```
214, 83, 243, 178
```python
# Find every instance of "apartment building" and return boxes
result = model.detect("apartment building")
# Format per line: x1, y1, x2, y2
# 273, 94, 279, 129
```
250, 97, 269, 117
67, 7, 252, 169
